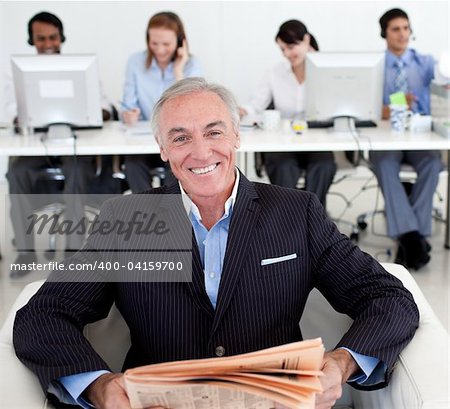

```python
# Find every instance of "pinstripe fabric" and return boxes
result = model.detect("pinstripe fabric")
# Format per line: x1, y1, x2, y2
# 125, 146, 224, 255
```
13, 173, 419, 396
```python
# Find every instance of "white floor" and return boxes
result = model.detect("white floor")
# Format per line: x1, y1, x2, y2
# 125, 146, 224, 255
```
0, 166, 449, 333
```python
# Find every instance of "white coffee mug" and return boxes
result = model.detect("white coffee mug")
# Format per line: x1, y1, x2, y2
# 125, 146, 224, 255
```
261, 110, 281, 131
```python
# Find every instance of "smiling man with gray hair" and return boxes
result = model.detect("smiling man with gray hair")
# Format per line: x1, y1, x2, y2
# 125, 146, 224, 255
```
14, 77, 418, 409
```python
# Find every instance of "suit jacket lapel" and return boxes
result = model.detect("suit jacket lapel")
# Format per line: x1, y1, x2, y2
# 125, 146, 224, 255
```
189, 235, 215, 317
211, 174, 261, 335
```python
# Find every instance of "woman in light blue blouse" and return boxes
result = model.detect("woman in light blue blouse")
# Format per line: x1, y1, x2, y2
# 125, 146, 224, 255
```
122, 11, 203, 192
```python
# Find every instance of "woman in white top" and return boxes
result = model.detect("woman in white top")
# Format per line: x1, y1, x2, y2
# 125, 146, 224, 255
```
241, 20, 336, 208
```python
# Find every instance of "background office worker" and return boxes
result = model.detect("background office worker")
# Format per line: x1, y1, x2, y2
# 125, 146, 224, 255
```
240, 20, 336, 208
14, 78, 419, 409
121, 11, 203, 193
369, 8, 443, 270
5, 11, 112, 277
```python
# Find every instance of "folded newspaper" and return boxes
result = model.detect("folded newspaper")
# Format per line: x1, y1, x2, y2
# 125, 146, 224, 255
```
124, 338, 324, 409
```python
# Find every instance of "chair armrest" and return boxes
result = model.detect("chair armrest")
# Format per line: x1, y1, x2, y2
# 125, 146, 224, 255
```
352, 263, 450, 409
0, 280, 47, 409
0, 343, 47, 409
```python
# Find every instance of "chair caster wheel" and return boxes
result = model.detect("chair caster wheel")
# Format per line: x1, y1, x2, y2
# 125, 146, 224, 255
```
350, 232, 359, 242
357, 221, 368, 230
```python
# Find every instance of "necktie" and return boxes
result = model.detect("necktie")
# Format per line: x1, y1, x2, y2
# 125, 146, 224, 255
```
394, 60, 408, 93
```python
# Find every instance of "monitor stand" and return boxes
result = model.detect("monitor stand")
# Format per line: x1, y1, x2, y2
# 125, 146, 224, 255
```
332, 116, 356, 133
46, 124, 73, 141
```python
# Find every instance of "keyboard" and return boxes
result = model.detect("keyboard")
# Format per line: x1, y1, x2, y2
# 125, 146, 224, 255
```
354, 120, 377, 128
307, 120, 377, 128
307, 120, 333, 128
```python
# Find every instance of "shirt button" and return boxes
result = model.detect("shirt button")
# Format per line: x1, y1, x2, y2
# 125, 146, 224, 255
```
209, 272, 216, 279
215, 346, 225, 357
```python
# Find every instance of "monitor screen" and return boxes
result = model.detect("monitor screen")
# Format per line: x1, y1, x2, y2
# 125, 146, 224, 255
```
11, 54, 103, 130
305, 52, 384, 130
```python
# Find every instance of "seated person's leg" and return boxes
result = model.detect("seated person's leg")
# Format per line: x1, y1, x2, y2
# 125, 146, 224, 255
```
61, 156, 96, 194
124, 154, 165, 193
370, 150, 415, 237
61, 156, 96, 252
264, 152, 302, 189
370, 150, 430, 270
6, 156, 49, 276
302, 151, 336, 208
405, 150, 443, 237
6, 156, 50, 194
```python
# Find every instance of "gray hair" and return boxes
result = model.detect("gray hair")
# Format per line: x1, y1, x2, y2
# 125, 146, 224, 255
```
151, 77, 240, 141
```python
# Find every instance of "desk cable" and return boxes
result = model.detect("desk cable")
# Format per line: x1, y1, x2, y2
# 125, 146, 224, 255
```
39, 129, 79, 194
353, 127, 398, 245
69, 130, 79, 195
330, 118, 370, 223
347, 117, 363, 166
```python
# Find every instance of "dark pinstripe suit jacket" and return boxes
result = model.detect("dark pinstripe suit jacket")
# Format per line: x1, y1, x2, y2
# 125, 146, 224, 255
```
13, 173, 419, 394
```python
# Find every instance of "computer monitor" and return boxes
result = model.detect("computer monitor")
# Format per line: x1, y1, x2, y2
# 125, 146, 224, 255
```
11, 54, 103, 137
305, 52, 384, 132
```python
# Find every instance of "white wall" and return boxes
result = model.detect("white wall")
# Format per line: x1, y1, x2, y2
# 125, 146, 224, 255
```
0, 0, 448, 121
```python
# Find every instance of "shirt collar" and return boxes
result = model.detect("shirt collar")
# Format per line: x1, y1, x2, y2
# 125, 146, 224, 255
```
180, 169, 240, 222
281, 58, 292, 72
386, 48, 414, 67
150, 57, 174, 72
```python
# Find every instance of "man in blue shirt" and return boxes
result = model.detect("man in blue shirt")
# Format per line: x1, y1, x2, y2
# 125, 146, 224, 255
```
14, 78, 419, 409
370, 8, 443, 270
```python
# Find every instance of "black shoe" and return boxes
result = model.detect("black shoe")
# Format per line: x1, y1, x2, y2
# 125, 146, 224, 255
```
10, 252, 37, 279
394, 244, 407, 267
399, 231, 431, 271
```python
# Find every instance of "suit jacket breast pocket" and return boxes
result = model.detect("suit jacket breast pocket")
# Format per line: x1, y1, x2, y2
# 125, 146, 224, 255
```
258, 253, 303, 279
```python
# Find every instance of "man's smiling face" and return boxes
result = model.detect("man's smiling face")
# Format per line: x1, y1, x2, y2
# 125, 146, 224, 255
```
157, 91, 240, 205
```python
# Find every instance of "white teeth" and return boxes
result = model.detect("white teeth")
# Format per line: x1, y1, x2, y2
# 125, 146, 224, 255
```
190, 163, 217, 175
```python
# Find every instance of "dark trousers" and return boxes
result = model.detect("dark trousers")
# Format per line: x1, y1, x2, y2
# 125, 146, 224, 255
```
6, 156, 95, 251
264, 151, 336, 208
124, 154, 172, 193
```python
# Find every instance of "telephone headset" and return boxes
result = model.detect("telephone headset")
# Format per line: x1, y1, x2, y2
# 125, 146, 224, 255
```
27, 13, 66, 45
380, 24, 414, 40
171, 34, 184, 61
146, 12, 185, 61
379, 9, 414, 40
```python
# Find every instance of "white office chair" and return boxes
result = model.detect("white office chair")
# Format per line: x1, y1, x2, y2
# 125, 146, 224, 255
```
0, 263, 448, 409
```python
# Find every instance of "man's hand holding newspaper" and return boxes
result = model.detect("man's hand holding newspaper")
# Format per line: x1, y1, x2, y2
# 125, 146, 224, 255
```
86, 338, 357, 409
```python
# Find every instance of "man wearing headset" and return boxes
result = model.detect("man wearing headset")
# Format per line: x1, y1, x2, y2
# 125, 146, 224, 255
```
369, 8, 443, 271
5, 11, 112, 278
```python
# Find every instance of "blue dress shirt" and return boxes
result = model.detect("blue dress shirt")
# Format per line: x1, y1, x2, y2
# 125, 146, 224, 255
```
383, 48, 435, 114
185, 172, 240, 309
121, 51, 203, 120
55, 171, 384, 406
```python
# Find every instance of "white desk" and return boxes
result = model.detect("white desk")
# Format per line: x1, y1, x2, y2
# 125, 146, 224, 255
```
1, 121, 449, 247
240, 122, 449, 249
1, 121, 449, 155
0, 123, 159, 156
240, 121, 450, 152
